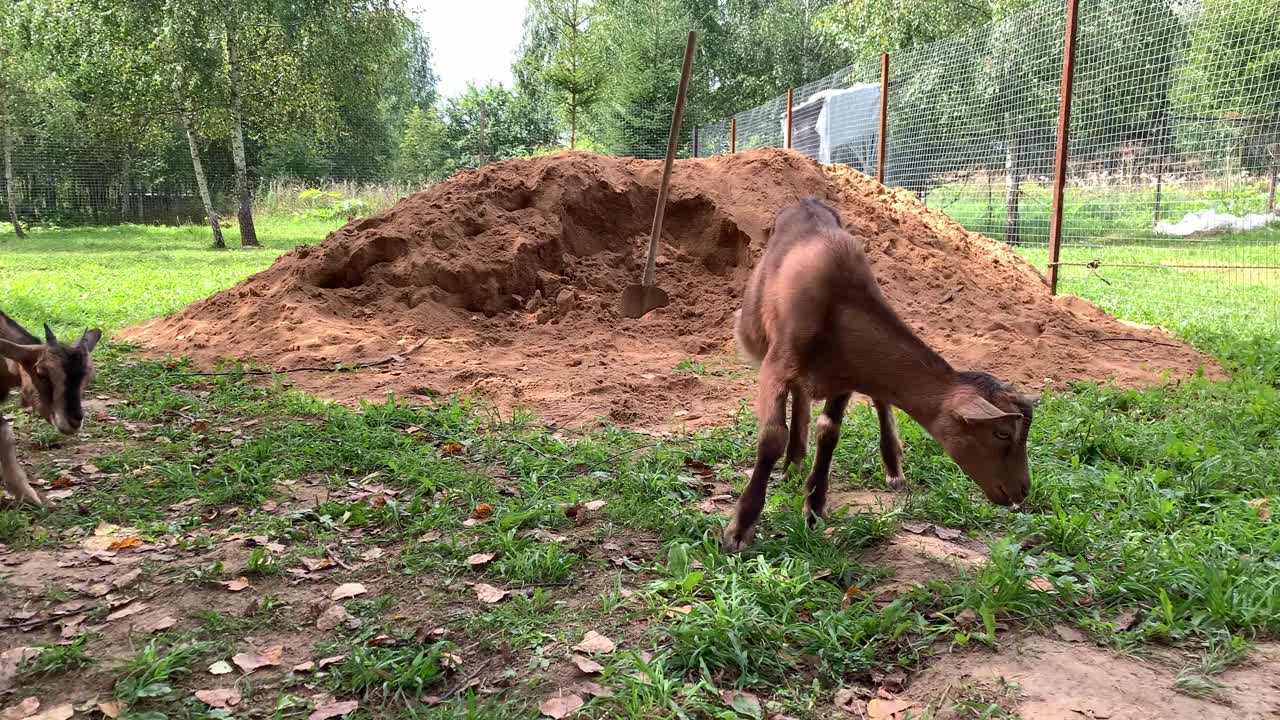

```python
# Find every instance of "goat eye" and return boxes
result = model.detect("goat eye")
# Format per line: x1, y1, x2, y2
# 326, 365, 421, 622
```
994, 430, 1012, 441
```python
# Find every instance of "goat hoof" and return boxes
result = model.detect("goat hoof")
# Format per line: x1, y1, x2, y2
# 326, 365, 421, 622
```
720, 521, 756, 553
784, 447, 808, 471
886, 474, 907, 492
802, 503, 827, 529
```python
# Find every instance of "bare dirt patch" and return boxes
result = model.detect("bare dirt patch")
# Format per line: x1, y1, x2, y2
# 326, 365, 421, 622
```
124, 149, 1217, 430
903, 637, 1280, 719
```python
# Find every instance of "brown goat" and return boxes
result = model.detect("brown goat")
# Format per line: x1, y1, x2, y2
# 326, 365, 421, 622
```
1, 311, 101, 506
724, 198, 1032, 551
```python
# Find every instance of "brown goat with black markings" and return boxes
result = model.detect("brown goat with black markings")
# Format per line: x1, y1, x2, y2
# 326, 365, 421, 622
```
1, 310, 101, 505
724, 198, 1032, 551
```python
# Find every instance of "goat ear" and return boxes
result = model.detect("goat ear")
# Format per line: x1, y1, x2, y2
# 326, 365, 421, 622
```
954, 395, 1022, 424
44, 323, 58, 345
78, 329, 102, 353
0, 339, 45, 367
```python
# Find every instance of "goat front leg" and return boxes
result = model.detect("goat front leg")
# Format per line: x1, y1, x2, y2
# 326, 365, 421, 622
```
875, 399, 907, 492
784, 386, 810, 472
722, 363, 790, 552
803, 393, 850, 527
0, 416, 42, 506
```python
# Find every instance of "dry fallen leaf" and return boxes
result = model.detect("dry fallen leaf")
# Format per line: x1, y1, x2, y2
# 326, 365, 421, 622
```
107, 537, 143, 552
233, 644, 285, 673
194, 688, 241, 709
1, 697, 39, 720
24, 705, 72, 720
575, 681, 614, 698
331, 582, 367, 600
97, 701, 124, 719
866, 698, 916, 720
466, 552, 496, 567
106, 602, 147, 622
294, 661, 317, 673
308, 700, 359, 720
221, 577, 252, 592
138, 615, 177, 634
318, 655, 346, 668
571, 655, 603, 674
60, 617, 86, 640
1, 648, 41, 693
316, 604, 359, 631
539, 693, 584, 719
208, 660, 233, 675
572, 631, 615, 655
1054, 623, 1087, 643
933, 526, 963, 541
360, 547, 385, 562
1112, 609, 1139, 632
841, 586, 863, 610
955, 608, 979, 629
470, 503, 494, 519
439, 442, 465, 456
582, 500, 606, 511
720, 689, 763, 719
475, 583, 508, 604
112, 568, 143, 590
1025, 576, 1054, 592
1250, 497, 1270, 521
833, 687, 863, 714
301, 557, 336, 572
419, 530, 443, 543
901, 523, 930, 535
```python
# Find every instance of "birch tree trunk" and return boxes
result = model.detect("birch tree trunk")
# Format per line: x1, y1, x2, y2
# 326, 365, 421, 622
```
174, 81, 225, 249
120, 153, 131, 218
225, 21, 259, 247
1, 87, 24, 239
1005, 119, 1021, 247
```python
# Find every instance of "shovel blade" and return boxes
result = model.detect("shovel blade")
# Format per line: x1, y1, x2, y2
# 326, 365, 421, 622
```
620, 284, 670, 319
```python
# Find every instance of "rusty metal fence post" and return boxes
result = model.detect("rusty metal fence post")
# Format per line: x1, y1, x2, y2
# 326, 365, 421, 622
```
1047, 0, 1080, 296
878, 53, 889, 184
730, 117, 736, 153
785, 88, 794, 149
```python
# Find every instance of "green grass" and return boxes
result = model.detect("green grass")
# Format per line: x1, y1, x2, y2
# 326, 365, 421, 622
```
0, 217, 342, 333
2, 219, 1279, 717
928, 178, 1280, 337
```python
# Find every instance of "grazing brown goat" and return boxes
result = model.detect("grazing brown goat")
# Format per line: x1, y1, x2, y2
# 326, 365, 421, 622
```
724, 198, 1032, 551
1, 311, 101, 506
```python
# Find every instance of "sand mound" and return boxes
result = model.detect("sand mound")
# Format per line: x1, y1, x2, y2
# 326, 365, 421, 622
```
126, 149, 1217, 429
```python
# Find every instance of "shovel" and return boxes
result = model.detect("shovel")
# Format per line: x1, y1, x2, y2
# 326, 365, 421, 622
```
621, 30, 698, 319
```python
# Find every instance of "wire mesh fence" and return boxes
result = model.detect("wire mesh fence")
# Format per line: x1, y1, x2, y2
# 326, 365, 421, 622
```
693, 0, 1279, 332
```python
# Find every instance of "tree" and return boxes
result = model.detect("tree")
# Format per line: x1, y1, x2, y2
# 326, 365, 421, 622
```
1, 1, 78, 237
1175, 0, 1280, 176
440, 83, 558, 172
395, 106, 449, 183
522, 0, 606, 149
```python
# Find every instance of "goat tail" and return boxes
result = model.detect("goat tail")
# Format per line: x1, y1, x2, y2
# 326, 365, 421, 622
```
733, 309, 763, 369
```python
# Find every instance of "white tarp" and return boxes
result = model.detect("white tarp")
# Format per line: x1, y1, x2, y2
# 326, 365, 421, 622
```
1154, 208, 1280, 237
782, 84, 881, 173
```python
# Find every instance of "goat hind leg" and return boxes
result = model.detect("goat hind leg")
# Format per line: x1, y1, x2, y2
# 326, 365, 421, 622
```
875, 399, 907, 492
784, 387, 810, 472
722, 364, 790, 552
0, 417, 42, 506
804, 393, 850, 527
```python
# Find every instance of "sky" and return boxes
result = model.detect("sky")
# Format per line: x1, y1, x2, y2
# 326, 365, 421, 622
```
407, 0, 530, 98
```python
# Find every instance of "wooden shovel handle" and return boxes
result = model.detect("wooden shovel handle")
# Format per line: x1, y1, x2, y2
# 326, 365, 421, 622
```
642, 31, 697, 288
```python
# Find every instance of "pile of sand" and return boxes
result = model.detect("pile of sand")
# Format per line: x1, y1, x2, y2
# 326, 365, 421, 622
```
125, 149, 1216, 429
